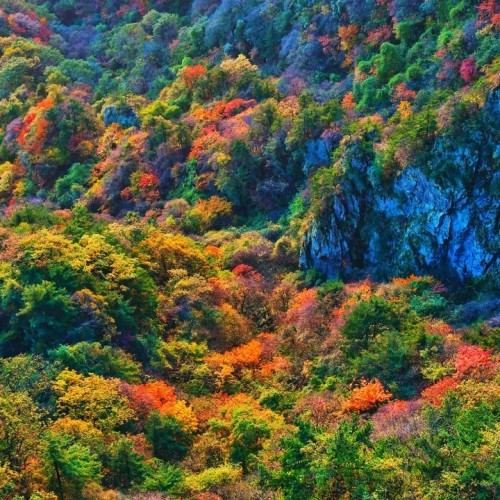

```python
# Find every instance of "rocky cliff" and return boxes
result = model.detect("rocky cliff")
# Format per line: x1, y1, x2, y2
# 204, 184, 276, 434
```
301, 90, 500, 284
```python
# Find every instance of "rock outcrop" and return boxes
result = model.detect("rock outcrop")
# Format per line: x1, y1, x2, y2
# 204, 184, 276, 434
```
301, 90, 500, 283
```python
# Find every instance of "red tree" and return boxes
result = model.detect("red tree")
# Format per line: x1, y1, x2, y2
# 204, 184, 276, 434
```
343, 379, 392, 413
182, 65, 207, 89
455, 345, 493, 378
459, 57, 477, 84
422, 377, 459, 406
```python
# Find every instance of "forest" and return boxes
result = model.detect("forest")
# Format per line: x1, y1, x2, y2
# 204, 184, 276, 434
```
0, 0, 498, 498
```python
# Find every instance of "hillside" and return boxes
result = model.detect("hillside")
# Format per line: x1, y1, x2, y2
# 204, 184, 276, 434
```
0, 1, 499, 498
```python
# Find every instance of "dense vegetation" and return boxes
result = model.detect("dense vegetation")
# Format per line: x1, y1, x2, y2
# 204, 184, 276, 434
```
0, 0, 498, 498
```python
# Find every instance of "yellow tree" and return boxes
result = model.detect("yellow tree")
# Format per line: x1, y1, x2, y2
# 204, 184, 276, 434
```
53, 370, 135, 432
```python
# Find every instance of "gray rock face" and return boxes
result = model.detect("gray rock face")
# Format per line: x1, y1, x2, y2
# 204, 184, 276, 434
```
301, 91, 500, 283
303, 129, 343, 174
103, 104, 140, 129
304, 138, 331, 174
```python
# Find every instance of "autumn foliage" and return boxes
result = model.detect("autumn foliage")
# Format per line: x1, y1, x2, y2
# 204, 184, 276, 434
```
0, 0, 497, 497
421, 377, 459, 406
344, 379, 393, 413
181, 65, 207, 89
454, 345, 494, 378
124, 381, 198, 432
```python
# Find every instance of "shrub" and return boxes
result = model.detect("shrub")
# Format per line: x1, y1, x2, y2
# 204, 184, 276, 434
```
343, 379, 392, 413
185, 464, 242, 492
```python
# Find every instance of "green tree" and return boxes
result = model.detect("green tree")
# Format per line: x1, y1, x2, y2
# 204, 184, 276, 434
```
141, 460, 185, 494
262, 421, 315, 499
64, 203, 99, 240
16, 281, 76, 352
313, 417, 374, 498
43, 432, 102, 500
53, 163, 91, 208
377, 43, 404, 83
107, 438, 145, 490
146, 412, 191, 463
342, 297, 401, 356
216, 140, 256, 207
350, 330, 414, 398
229, 409, 271, 475
49, 342, 141, 383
